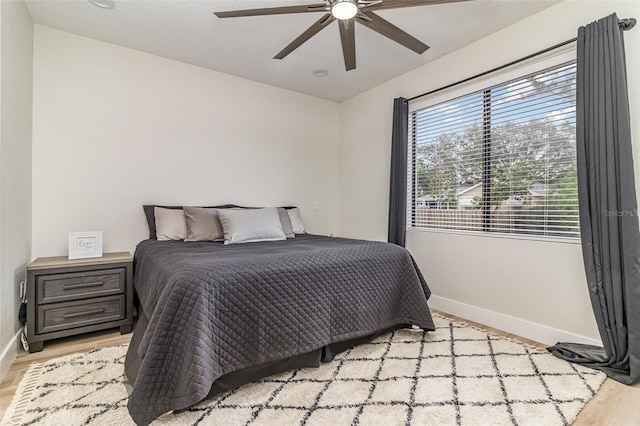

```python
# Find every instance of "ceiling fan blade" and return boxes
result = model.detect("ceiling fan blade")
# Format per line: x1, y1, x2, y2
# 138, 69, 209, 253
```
274, 13, 336, 60
358, 11, 429, 54
369, 0, 470, 11
338, 20, 356, 71
214, 4, 327, 18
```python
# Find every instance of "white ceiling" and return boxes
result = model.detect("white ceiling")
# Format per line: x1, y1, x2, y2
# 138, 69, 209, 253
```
25, 0, 560, 102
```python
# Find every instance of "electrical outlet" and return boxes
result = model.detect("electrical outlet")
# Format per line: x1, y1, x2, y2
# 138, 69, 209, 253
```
313, 202, 320, 211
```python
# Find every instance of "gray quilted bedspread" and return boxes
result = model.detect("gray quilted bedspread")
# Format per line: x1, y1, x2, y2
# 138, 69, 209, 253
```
126, 234, 434, 425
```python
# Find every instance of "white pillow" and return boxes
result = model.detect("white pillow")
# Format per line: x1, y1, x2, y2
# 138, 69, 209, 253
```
287, 208, 306, 234
154, 207, 187, 241
217, 207, 286, 244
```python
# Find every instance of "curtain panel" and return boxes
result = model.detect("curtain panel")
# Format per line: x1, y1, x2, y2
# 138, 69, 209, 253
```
388, 97, 409, 246
549, 13, 640, 385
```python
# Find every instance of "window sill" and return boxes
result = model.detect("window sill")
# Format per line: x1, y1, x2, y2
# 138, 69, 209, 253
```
406, 226, 581, 245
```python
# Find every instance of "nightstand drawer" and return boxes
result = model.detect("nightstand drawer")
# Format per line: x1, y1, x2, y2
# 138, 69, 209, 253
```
37, 295, 125, 334
37, 268, 125, 304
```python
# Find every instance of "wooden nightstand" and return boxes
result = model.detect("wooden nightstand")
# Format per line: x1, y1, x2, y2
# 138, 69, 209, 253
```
26, 252, 134, 353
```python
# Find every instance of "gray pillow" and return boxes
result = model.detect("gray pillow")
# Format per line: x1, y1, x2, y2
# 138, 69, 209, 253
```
154, 207, 187, 241
217, 207, 287, 244
278, 208, 295, 239
287, 207, 306, 234
184, 206, 224, 242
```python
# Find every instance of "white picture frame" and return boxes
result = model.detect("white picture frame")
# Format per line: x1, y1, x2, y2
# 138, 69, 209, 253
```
68, 231, 103, 259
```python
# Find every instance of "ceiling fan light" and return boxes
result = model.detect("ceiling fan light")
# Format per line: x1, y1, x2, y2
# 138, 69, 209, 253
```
331, 0, 358, 20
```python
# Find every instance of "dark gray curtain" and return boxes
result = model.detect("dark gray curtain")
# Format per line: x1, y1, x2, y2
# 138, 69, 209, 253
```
388, 97, 409, 246
548, 14, 640, 385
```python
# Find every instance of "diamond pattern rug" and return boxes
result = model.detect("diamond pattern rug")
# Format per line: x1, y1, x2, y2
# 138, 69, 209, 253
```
2, 315, 605, 425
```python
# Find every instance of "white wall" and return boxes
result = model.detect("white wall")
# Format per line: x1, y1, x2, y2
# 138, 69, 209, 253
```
32, 26, 341, 259
339, 0, 640, 344
0, 0, 33, 379
24, 0, 640, 348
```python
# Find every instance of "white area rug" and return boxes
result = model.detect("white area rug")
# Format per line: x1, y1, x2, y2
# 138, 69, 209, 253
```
2, 315, 605, 425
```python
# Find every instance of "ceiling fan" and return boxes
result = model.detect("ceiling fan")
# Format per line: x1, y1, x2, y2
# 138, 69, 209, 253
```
214, 0, 469, 71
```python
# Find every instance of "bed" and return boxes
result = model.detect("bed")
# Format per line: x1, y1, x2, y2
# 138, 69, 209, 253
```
124, 226, 434, 425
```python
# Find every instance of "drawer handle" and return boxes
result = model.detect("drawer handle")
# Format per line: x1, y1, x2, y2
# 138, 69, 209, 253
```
63, 281, 105, 290
62, 308, 106, 319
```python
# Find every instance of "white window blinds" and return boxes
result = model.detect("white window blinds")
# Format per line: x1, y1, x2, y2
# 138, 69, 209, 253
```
408, 61, 579, 239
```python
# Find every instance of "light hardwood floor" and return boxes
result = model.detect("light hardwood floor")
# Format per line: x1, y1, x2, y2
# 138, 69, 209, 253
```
1, 314, 639, 425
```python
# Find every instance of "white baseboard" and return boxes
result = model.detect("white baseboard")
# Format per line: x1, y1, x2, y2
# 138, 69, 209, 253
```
0, 331, 21, 382
429, 295, 602, 347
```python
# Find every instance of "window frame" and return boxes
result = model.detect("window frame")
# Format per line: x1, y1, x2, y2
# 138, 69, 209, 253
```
407, 48, 580, 244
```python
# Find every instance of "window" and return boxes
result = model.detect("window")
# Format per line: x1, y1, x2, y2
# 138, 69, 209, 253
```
408, 57, 579, 239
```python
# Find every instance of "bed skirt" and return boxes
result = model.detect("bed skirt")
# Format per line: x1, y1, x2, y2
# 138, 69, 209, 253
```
124, 307, 410, 413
